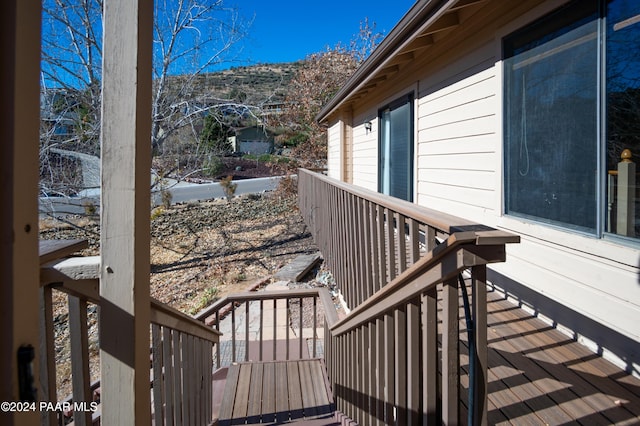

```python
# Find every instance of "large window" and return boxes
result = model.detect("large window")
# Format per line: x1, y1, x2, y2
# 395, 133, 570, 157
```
504, 0, 640, 239
379, 94, 414, 202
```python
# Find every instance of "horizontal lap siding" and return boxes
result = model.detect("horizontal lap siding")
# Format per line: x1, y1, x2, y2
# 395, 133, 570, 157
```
417, 66, 498, 221
327, 120, 341, 180
351, 112, 378, 192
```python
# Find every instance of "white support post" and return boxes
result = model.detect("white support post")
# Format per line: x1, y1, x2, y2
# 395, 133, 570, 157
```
616, 149, 636, 237
100, 0, 153, 424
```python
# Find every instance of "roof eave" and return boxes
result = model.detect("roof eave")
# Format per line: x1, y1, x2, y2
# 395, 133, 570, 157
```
316, 0, 457, 123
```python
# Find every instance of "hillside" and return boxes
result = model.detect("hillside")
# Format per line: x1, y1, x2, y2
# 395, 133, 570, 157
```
169, 62, 302, 105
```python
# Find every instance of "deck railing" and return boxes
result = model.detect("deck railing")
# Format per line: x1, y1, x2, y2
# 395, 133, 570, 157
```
298, 169, 519, 425
194, 288, 338, 369
40, 255, 221, 426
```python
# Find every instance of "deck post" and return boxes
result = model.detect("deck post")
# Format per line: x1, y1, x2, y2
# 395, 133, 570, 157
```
1, 1, 41, 425
99, 0, 153, 423
616, 149, 636, 236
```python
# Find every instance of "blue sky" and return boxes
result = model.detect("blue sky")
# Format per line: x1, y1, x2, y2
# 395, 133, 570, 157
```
234, 0, 416, 65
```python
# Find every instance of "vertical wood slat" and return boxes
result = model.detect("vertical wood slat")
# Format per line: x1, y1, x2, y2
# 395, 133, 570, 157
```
384, 312, 395, 425
172, 331, 183, 426
422, 287, 438, 424
245, 301, 250, 362
299, 297, 304, 359
162, 327, 174, 426
375, 317, 385, 426
394, 307, 407, 425
259, 299, 264, 361
362, 323, 371, 425
39, 287, 58, 426
272, 299, 277, 360
406, 299, 420, 426
358, 327, 365, 424
386, 208, 397, 283
376, 206, 387, 294
472, 265, 488, 426
286, 298, 291, 360
183, 334, 191, 426
68, 295, 92, 426
312, 296, 318, 358
152, 325, 163, 425
408, 218, 420, 265
397, 214, 407, 274
442, 278, 460, 424
215, 311, 221, 369
231, 306, 236, 363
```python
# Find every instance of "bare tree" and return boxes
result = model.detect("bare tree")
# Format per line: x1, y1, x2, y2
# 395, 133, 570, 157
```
40, 0, 252, 194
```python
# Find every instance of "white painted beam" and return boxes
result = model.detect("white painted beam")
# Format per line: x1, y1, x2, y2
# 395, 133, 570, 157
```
99, 0, 153, 423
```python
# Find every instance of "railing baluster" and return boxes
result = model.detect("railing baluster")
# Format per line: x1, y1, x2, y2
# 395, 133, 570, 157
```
375, 317, 384, 426
394, 307, 407, 425
384, 311, 395, 425
68, 295, 92, 426
299, 297, 304, 359
152, 324, 164, 425
259, 299, 264, 361
376, 205, 387, 293
423, 287, 438, 424
172, 331, 182, 426
386, 208, 397, 282
39, 286, 57, 426
162, 327, 174, 425
215, 310, 220, 369
472, 265, 488, 426
312, 296, 317, 358
245, 300, 250, 362
286, 297, 290, 360
397, 214, 407, 274
182, 334, 191, 426
362, 323, 371, 425
442, 278, 460, 424
407, 298, 420, 426
273, 298, 277, 361
231, 303, 236, 363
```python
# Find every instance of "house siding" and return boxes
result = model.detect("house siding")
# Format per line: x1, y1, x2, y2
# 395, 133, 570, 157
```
327, 119, 341, 180
324, 0, 640, 372
417, 64, 497, 221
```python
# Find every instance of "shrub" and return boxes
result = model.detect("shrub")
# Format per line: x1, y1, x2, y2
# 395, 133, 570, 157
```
203, 155, 223, 177
219, 175, 237, 202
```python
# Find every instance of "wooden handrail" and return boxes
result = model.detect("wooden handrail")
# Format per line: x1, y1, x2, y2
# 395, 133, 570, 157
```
151, 299, 221, 343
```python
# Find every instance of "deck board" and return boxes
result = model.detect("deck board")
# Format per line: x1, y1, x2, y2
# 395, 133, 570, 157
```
481, 287, 640, 425
216, 284, 640, 425
220, 359, 335, 425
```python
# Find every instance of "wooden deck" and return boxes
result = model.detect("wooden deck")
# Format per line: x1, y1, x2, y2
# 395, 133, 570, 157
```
217, 359, 337, 425
212, 285, 640, 425
478, 286, 640, 425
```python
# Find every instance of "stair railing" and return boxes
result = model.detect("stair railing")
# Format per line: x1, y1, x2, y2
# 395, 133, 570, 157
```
298, 169, 519, 425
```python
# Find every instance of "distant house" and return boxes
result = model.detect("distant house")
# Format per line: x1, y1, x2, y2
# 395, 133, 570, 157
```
317, 0, 640, 374
231, 125, 275, 155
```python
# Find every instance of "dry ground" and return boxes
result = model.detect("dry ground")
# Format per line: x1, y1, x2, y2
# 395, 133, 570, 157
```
39, 193, 317, 399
